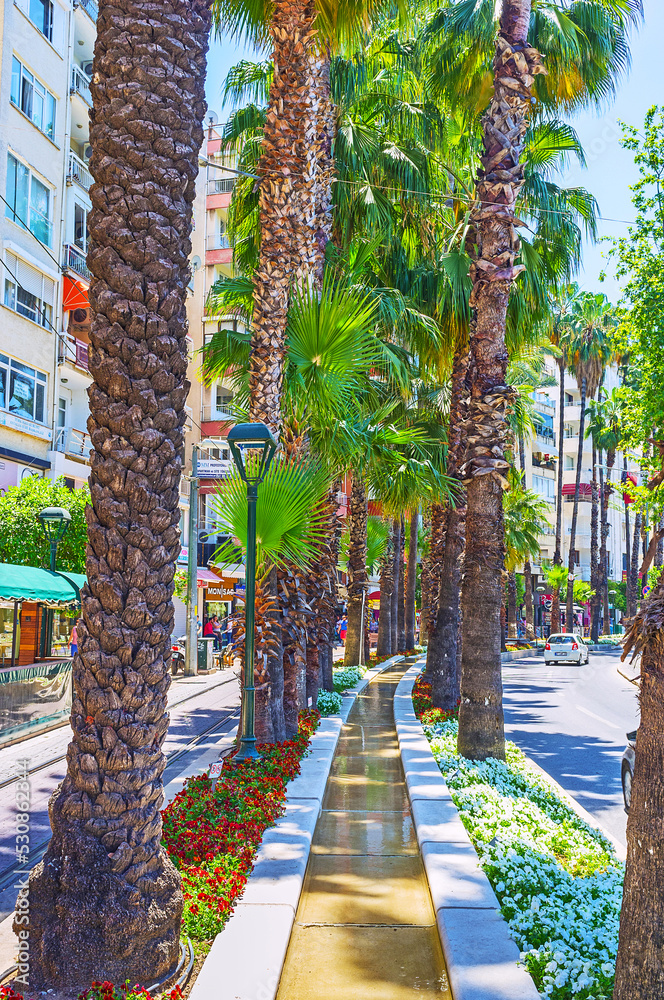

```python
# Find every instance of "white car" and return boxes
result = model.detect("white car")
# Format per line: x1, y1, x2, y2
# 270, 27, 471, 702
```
544, 633, 589, 665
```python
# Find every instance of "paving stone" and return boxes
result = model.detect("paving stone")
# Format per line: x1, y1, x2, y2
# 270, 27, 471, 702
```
411, 797, 473, 848
423, 842, 500, 909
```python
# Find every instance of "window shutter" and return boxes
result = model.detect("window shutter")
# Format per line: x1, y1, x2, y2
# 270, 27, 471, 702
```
52, 1, 66, 51
7, 252, 44, 299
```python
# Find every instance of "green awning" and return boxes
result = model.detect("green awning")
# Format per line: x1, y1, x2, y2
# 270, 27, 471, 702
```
0, 564, 85, 606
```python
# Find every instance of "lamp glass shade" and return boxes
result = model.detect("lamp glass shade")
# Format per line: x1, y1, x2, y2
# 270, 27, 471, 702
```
36, 507, 72, 544
227, 423, 277, 485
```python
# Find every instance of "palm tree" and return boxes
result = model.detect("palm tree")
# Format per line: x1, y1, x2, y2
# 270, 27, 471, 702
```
404, 508, 419, 649
549, 283, 579, 566
562, 293, 615, 632
504, 480, 551, 638
344, 473, 369, 665
586, 388, 623, 634
24, 0, 211, 989
545, 563, 569, 636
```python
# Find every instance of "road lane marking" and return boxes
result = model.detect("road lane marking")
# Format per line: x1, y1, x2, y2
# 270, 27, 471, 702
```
576, 705, 621, 730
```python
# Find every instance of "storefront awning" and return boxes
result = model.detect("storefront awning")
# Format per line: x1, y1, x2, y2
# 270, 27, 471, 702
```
0, 564, 85, 607
197, 568, 221, 586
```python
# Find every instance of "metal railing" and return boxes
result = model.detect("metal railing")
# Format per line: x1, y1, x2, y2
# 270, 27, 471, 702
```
63, 243, 91, 280
206, 233, 232, 251
202, 403, 234, 422
55, 426, 91, 459
71, 65, 92, 105
68, 151, 92, 192
58, 334, 89, 372
74, 0, 98, 20
208, 178, 236, 195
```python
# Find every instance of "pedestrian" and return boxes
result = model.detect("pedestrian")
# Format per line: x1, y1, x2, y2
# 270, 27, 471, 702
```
339, 616, 348, 645
203, 617, 215, 639
70, 619, 80, 656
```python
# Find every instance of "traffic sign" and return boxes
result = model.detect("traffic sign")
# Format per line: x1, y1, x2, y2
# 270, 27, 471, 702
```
643, 585, 651, 597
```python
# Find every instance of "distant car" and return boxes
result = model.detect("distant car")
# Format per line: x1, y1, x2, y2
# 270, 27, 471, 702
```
622, 731, 636, 812
544, 633, 589, 666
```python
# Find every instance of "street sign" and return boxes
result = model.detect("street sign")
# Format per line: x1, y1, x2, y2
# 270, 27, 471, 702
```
197, 459, 232, 478
643, 585, 650, 597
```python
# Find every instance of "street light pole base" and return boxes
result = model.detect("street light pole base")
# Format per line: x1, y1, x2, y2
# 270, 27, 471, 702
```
235, 739, 261, 761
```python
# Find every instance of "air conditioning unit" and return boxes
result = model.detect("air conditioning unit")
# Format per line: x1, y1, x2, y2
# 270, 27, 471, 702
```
83, 62, 94, 77
83, 144, 92, 162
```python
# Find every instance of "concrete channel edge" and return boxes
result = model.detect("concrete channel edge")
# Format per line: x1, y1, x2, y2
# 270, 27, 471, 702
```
393, 662, 541, 1000
190, 653, 406, 1000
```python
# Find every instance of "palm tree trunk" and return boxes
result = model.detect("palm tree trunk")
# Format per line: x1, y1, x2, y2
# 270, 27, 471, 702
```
554, 356, 566, 565
344, 475, 368, 666
590, 446, 601, 642
656, 513, 664, 568
22, 1, 210, 988
419, 509, 431, 646
600, 458, 611, 634
523, 561, 534, 639
397, 516, 406, 652
630, 510, 642, 616
614, 570, 664, 998
427, 503, 446, 637
376, 522, 394, 657
551, 589, 561, 635
566, 376, 587, 631
459, 0, 543, 761
507, 573, 518, 638
625, 458, 633, 617
390, 518, 401, 654
428, 341, 468, 708
405, 510, 419, 649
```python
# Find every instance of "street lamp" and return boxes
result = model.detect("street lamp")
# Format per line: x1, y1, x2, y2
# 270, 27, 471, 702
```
36, 507, 72, 657
227, 423, 277, 760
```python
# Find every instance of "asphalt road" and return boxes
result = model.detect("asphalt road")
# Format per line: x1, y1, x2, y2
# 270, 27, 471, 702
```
502, 648, 639, 848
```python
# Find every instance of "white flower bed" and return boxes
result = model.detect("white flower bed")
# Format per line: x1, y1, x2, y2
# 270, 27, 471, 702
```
422, 715, 623, 1000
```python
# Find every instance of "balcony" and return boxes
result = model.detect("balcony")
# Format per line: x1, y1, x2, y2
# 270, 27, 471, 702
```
63, 243, 90, 280
55, 426, 91, 461
74, 0, 98, 20
58, 334, 90, 373
71, 65, 92, 106
208, 178, 236, 195
207, 233, 232, 251
202, 403, 235, 422
68, 151, 92, 193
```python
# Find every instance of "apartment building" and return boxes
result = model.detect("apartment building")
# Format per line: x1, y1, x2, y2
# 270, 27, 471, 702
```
523, 361, 638, 625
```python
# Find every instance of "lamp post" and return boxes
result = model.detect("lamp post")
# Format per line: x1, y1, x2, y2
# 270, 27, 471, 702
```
36, 507, 72, 657
227, 423, 277, 760
609, 589, 617, 634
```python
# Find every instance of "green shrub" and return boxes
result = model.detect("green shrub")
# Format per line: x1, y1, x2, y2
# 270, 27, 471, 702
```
332, 666, 364, 692
317, 690, 343, 715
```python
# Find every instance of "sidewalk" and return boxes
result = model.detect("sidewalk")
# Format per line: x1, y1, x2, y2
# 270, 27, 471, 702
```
275, 664, 450, 999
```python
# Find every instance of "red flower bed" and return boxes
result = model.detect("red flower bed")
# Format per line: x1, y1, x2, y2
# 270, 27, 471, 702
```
1, 983, 182, 1000
161, 710, 320, 939
412, 676, 459, 726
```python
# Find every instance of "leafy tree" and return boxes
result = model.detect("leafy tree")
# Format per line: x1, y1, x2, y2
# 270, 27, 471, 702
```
545, 562, 569, 635
609, 106, 664, 999
0, 476, 90, 573
504, 479, 551, 639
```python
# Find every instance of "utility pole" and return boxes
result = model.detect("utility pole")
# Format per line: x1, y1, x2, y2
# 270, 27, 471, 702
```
185, 444, 199, 676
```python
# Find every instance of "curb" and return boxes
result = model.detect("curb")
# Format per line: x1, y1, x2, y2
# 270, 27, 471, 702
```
190, 653, 405, 1000
394, 662, 540, 1000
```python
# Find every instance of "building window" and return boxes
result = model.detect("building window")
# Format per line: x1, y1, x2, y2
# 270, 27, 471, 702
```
10, 57, 56, 140
0, 354, 47, 423
74, 202, 89, 252
564, 455, 575, 470
27, 0, 53, 40
3, 250, 54, 329
572, 549, 580, 566
5, 154, 53, 247
532, 475, 556, 500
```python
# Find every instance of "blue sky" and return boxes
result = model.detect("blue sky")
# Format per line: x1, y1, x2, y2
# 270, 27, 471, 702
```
205, 2, 662, 305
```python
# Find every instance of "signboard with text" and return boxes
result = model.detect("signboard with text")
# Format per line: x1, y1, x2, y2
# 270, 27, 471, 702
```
197, 459, 232, 478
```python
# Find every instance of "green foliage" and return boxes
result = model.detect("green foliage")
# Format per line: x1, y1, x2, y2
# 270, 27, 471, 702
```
174, 569, 188, 602
545, 563, 569, 595
573, 579, 595, 606
317, 689, 343, 715
0, 476, 90, 573
210, 458, 330, 575
503, 478, 552, 572
333, 665, 364, 692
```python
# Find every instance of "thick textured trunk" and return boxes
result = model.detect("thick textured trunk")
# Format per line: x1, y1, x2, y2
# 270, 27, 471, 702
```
376, 523, 394, 657
657, 514, 664, 568
507, 573, 518, 638
306, 488, 340, 692
21, 1, 210, 989
390, 518, 401, 654
551, 590, 561, 635
630, 511, 642, 616
405, 510, 419, 649
427, 503, 447, 636
614, 571, 664, 997
428, 343, 469, 708
344, 476, 368, 666
523, 562, 534, 638
397, 516, 406, 652
419, 511, 431, 646
625, 458, 633, 616
590, 446, 601, 643
250, 0, 318, 431
566, 376, 587, 630
279, 564, 308, 737
554, 358, 565, 565
458, 0, 542, 760
600, 456, 612, 634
